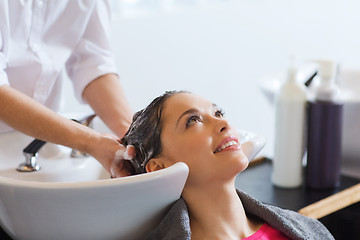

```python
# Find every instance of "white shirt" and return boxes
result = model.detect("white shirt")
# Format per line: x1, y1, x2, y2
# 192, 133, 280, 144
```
0, 0, 118, 133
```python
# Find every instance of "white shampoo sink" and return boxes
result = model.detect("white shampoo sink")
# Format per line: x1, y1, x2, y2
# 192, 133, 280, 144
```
0, 115, 189, 240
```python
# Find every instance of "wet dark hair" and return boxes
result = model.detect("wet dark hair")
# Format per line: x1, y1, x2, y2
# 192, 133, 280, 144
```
121, 90, 188, 174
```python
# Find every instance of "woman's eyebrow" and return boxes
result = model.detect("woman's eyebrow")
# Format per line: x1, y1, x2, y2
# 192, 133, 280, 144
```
176, 108, 198, 127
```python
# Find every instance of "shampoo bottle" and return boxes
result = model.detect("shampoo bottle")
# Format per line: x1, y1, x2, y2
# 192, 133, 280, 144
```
272, 59, 307, 188
306, 60, 343, 189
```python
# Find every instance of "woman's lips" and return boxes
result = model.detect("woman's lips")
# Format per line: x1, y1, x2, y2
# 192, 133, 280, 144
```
214, 136, 241, 153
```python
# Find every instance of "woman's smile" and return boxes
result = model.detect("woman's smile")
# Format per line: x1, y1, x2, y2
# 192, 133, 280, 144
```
214, 136, 241, 153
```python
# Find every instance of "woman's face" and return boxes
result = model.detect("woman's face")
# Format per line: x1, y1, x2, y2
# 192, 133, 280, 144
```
147, 93, 248, 186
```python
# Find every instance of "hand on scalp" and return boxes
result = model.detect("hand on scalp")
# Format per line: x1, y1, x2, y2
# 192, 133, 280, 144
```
86, 133, 136, 178
110, 144, 136, 178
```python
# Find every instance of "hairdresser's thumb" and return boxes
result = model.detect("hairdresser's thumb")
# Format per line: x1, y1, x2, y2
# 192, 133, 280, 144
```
110, 145, 132, 178
124, 145, 136, 160
110, 159, 132, 178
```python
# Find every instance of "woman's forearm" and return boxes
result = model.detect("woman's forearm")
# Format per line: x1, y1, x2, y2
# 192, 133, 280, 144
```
0, 85, 98, 154
0, 83, 132, 173
82, 73, 133, 137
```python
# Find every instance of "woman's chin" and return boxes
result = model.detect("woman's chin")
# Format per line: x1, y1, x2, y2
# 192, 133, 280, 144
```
232, 154, 249, 174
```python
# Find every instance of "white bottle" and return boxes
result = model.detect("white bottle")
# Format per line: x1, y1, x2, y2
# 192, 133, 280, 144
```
272, 60, 307, 188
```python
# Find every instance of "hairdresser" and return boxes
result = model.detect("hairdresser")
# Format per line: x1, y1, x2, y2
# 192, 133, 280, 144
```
0, 1, 134, 177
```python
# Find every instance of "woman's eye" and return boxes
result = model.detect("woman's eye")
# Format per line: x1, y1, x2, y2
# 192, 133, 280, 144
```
186, 115, 201, 128
215, 109, 225, 118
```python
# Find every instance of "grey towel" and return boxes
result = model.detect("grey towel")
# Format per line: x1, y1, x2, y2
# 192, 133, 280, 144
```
145, 189, 334, 240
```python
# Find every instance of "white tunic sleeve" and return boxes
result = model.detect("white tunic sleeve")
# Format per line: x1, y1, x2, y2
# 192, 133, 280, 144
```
65, 0, 118, 103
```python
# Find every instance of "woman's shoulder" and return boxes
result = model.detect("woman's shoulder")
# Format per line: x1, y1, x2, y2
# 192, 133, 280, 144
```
145, 190, 335, 240
145, 198, 191, 240
237, 189, 334, 240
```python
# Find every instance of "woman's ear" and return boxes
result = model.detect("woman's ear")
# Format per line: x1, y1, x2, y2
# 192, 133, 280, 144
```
146, 158, 166, 172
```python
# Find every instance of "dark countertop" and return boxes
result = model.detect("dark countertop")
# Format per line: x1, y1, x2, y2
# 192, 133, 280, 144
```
0, 228, 11, 240
235, 158, 360, 211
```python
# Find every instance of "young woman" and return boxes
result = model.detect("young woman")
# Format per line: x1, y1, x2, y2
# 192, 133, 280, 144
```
121, 91, 334, 240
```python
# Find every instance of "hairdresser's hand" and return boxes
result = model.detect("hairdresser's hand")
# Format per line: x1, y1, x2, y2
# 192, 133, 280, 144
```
86, 133, 135, 177
110, 142, 136, 178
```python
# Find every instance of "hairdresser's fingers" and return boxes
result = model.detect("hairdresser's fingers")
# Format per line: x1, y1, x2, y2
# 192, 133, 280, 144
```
88, 133, 135, 178
86, 134, 126, 176
110, 159, 133, 178
110, 145, 136, 177
125, 145, 136, 160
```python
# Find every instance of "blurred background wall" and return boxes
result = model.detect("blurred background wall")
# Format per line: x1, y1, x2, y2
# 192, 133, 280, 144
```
61, 0, 360, 157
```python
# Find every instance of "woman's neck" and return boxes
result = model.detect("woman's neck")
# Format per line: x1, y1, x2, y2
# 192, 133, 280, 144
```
182, 182, 262, 240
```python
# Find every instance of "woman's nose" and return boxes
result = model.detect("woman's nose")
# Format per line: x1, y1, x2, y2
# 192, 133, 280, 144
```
215, 118, 231, 133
